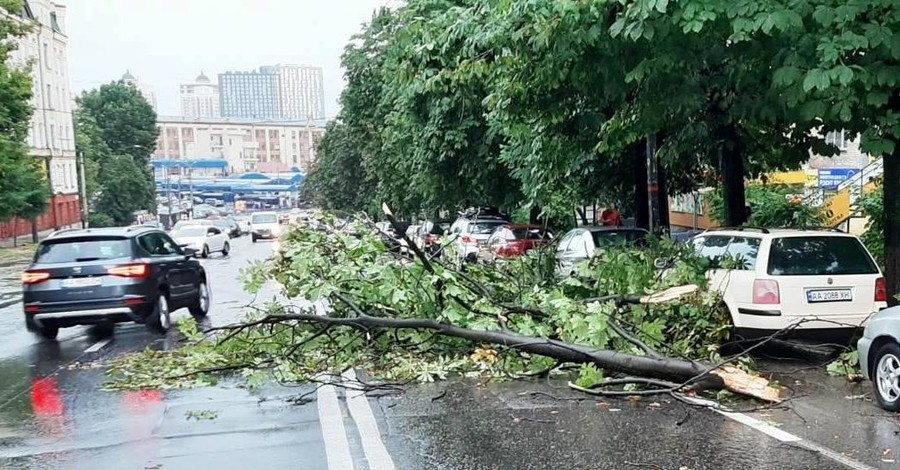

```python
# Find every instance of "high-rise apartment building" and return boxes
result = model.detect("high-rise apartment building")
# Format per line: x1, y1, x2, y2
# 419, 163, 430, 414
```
180, 71, 220, 118
1, 0, 82, 238
121, 70, 157, 112
218, 64, 325, 120
218, 67, 280, 120
274, 64, 325, 120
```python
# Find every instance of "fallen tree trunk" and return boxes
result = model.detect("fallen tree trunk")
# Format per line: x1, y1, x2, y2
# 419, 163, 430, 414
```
217, 311, 783, 403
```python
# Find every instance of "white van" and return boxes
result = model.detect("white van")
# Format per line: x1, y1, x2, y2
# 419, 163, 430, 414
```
249, 211, 282, 242
689, 228, 887, 338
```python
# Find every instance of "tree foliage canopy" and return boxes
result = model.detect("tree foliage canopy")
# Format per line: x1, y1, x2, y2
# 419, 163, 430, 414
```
308, 0, 900, 297
0, 0, 50, 224
75, 81, 159, 224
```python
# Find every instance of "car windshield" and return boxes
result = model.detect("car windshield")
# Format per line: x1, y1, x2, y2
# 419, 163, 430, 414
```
36, 237, 131, 263
768, 236, 878, 276
511, 228, 553, 240
469, 221, 506, 235
592, 230, 647, 248
252, 214, 278, 224
172, 226, 208, 237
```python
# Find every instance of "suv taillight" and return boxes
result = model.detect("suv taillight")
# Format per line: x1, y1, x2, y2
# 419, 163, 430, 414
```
876, 277, 888, 302
107, 264, 149, 278
753, 279, 780, 305
22, 271, 51, 285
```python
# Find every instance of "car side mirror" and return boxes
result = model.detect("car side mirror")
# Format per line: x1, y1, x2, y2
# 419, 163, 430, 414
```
183, 247, 198, 258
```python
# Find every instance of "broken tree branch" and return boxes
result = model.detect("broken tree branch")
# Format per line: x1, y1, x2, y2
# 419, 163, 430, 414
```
211, 310, 781, 402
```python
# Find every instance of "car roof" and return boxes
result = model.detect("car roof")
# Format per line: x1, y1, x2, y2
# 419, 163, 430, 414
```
583, 227, 649, 233
44, 226, 158, 241
504, 224, 551, 230
700, 228, 853, 238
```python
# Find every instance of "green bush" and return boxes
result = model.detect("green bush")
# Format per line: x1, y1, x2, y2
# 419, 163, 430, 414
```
709, 184, 824, 228
88, 213, 115, 228
859, 183, 884, 266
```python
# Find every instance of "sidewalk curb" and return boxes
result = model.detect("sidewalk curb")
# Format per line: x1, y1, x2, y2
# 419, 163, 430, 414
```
0, 296, 21, 309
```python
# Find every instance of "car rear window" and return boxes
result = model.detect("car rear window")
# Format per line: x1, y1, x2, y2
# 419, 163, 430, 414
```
767, 236, 878, 276
592, 230, 647, 247
469, 221, 506, 235
252, 214, 277, 224
511, 228, 553, 240
36, 237, 132, 264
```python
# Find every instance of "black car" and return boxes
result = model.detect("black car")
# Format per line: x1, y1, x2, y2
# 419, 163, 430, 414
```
213, 218, 242, 238
21, 226, 210, 339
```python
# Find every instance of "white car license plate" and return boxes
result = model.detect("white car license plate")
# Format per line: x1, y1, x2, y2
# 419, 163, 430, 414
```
61, 277, 102, 288
806, 289, 852, 303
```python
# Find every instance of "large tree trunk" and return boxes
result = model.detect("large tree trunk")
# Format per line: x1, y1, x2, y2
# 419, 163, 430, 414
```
884, 150, 900, 306
633, 143, 650, 230
240, 312, 781, 402
719, 125, 747, 227
657, 164, 670, 232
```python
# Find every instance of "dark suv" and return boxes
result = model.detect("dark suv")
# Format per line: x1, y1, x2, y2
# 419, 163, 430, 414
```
21, 226, 210, 339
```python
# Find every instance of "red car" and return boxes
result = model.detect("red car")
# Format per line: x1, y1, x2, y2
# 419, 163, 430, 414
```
481, 224, 554, 261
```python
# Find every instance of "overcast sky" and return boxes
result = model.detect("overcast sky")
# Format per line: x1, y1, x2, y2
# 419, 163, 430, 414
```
64, 0, 391, 117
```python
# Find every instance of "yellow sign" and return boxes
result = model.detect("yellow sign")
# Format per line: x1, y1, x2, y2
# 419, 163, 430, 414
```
804, 169, 819, 188
824, 189, 851, 226
767, 170, 806, 185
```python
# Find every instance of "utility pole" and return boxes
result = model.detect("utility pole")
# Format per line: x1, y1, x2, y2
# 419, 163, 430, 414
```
77, 150, 88, 228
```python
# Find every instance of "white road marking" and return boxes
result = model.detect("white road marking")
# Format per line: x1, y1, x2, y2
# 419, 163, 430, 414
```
317, 381, 355, 470
683, 396, 874, 470
343, 370, 396, 470
84, 338, 112, 353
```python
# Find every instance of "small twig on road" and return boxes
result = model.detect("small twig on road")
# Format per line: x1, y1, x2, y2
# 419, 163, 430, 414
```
623, 461, 665, 470
430, 390, 447, 402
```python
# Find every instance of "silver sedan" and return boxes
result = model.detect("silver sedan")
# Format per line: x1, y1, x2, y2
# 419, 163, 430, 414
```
858, 305, 900, 411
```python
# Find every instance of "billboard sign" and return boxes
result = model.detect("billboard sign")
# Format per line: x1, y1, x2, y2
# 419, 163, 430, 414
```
818, 168, 859, 190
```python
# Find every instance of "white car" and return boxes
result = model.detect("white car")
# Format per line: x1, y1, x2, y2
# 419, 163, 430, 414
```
555, 227, 650, 276
250, 211, 282, 242
689, 228, 887, 338
171, 225, 230, 258
447, 217, 508, 263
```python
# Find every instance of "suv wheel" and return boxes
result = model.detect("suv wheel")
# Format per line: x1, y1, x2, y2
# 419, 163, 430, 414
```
27, 320, 59, 340
873, 342, 900, 412
146, 293, 172, 334
201, 245, 210, 258
222, 242, 230, 256
189, 281, 210, 319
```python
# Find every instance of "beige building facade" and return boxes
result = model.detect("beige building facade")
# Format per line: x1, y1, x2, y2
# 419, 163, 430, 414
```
153, 116, 326, 174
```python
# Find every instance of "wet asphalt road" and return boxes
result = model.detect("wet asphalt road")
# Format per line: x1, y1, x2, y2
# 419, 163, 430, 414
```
0, 235, 898, 469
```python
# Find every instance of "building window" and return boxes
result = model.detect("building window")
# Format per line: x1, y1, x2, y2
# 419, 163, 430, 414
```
46, 84, 52, 109
825, 130, 848, 151
43, 43, 50, 69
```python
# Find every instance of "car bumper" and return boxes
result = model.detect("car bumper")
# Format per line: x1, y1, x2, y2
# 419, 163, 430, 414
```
732, 309, 880, 331
253, 231, 278, 239
858, 336, 873, 380
25, 296, 150, 328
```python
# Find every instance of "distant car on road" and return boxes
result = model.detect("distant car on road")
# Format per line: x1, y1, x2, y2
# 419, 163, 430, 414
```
448, 216, 509, 263
250, 211, 282, 242
21, 226, 209, 339
481, 224, 554, 262
213, 218, 242, 238
170, 225, 230, 258
172, 219, 214, 231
